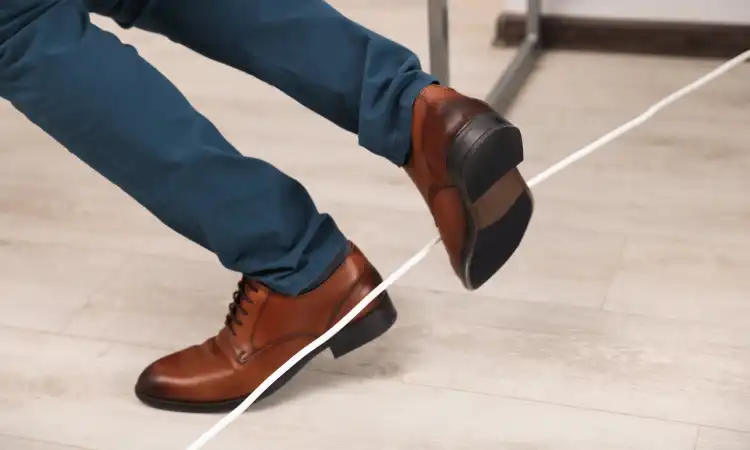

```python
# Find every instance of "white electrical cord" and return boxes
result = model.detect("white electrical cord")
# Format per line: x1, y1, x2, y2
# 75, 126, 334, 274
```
185, 49, 750, 450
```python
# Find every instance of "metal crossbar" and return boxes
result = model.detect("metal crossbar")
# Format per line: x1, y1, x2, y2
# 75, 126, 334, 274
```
426, 0, 542, 114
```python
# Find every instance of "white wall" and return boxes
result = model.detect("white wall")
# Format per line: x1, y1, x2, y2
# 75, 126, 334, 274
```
505, 0, 750, 25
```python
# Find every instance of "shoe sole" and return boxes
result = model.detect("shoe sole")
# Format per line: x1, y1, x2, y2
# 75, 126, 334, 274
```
446, 112, 534, 290
135, 293, 398, 413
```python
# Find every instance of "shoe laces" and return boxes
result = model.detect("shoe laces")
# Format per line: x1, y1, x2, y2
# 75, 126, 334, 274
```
224, 277, 260, 336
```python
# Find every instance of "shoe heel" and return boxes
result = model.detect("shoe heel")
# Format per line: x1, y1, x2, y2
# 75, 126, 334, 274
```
447, 112, 534, 290
328, 293, 397, 359
447, 112, 524, 201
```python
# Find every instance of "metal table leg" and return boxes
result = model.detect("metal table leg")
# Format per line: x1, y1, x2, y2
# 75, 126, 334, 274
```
427, 0, 450, 86
426, 0, 543, 115
485, 0, 542, 114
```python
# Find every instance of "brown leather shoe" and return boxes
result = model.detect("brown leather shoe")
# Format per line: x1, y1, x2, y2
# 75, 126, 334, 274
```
134, 243, 396, 412
407, 84, 534, 290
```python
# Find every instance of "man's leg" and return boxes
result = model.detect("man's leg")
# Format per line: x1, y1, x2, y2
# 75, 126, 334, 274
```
1, 0, 398, 412
87, 0, 437, 167
0, 0, 349, 295
99, 0, 534, 290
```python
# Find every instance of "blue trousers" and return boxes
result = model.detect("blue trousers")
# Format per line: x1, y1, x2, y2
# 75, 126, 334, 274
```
0, 0, 437, 294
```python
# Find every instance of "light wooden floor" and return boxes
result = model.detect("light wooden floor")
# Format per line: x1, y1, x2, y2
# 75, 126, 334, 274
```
2, 1, 750, 449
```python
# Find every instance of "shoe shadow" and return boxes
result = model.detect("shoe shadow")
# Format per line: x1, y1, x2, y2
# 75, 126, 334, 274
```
248, 369, 358, 412
249, 324, 417, 412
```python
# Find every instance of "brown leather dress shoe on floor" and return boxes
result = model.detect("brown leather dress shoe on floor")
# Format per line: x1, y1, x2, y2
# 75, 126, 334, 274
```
134, 243, 396, 412
407, 84, 534, 290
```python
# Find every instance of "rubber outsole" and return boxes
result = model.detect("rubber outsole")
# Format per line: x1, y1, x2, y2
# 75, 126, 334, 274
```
446, 112, 534, 290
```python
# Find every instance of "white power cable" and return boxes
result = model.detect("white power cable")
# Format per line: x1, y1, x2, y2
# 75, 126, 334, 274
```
185, 49, 750, 450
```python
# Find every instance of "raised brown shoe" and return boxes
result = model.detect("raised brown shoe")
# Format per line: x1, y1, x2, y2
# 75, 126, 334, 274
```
134, 243, 396, 412
406, 84, 534, 290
